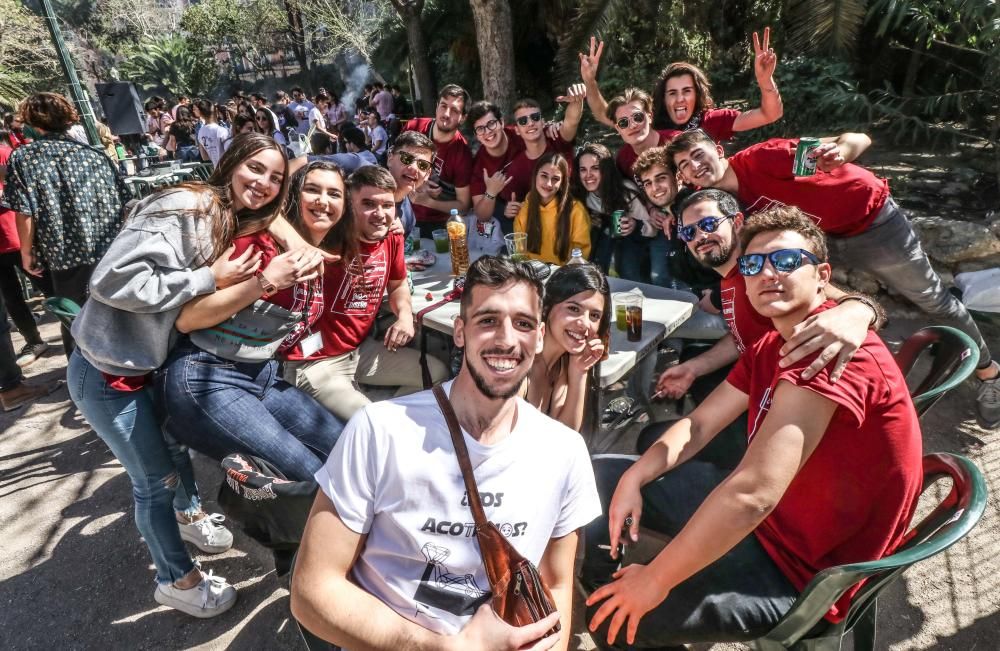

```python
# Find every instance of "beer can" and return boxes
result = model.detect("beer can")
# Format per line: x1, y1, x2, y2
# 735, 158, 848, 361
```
611, 210, 625, 238
793, 137, 822, 176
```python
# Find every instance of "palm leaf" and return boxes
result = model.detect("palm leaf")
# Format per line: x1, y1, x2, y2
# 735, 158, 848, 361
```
785, 0, 868, 55
551, 0, 629, 86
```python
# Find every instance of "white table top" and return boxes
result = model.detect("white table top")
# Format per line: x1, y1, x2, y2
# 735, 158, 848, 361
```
409, 239, 693, 388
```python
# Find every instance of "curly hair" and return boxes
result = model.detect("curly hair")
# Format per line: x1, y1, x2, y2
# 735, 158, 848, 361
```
17, 92, 79, 133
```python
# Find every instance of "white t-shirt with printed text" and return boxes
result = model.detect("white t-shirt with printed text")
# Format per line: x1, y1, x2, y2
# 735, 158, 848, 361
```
315, 381, 601, 635
197, 123, 229, 166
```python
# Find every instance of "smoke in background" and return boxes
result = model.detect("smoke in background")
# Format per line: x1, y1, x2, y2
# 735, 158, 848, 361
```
340, 58, 371, 110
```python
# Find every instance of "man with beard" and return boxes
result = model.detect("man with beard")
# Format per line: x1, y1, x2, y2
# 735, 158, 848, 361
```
654, 189, 882, 410
667, 129, 1000, 429
292, 255, 601, 651
403, 85, 474, 238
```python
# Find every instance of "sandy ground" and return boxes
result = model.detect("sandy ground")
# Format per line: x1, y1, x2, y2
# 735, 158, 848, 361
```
1, 302, 997, 650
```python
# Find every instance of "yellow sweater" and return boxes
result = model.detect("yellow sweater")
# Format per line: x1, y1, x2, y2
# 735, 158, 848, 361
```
514, 198, 591, 265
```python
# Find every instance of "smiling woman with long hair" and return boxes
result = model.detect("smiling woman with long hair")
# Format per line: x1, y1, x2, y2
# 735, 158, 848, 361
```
514, 151, 591, 265
524, 263, 611, 431
67, 132, 305, 619
154, 134, 345, 484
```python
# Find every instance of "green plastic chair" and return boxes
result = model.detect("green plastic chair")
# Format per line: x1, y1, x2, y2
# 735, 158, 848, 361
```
893, 326, 980, 416
749, 452, 987, 651
43, 297, 82, 329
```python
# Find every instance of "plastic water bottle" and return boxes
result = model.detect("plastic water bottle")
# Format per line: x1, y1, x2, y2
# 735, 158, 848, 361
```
567, 248, 586, 265
446, 209, 469, 276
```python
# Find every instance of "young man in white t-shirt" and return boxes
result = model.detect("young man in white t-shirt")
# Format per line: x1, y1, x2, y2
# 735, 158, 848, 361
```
292, 255, 602, 651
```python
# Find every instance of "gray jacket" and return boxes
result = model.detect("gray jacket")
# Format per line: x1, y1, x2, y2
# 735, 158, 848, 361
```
72, 190, 218, 376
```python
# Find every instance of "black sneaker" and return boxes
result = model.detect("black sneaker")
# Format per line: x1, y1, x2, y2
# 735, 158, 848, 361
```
16, 342, 48, 368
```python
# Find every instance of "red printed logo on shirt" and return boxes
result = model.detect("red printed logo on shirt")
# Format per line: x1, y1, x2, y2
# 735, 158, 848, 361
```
745, 195, 822, 227
331, 249, 389, 316
720, 285, 747, 353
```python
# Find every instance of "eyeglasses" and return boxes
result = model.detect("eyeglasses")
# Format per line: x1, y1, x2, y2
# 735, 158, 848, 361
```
515, 112, 542, 126
615, 111, 646, 130
677, 214, 734, 242
474, 119, 501, 135
737, 248, 822, 277
396, 150, 432, 172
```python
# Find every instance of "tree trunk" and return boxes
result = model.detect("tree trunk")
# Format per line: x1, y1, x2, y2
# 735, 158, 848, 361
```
392, 0, 435, 116
283, 0, 309, 73
468, 0, 515, 111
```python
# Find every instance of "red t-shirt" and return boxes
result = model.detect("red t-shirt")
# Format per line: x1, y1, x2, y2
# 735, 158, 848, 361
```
615, 129, 682, 178
720, 266, 773, 353
403, 118, 473, 224
230, 232, 324, 353
728, 139, 890, 237
0, 145, 19, 254
727, 302, 922, 622
470, 126, 527, 202
502, 131, 575, 201
694, 108, 740, 144
285, 233, 406, 360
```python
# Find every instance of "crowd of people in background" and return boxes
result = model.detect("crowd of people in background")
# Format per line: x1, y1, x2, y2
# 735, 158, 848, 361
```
0, 24, 997, 650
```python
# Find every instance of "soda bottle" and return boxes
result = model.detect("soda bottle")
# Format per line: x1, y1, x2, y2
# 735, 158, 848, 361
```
446, 209, 469, 276
566, 248, 586, 265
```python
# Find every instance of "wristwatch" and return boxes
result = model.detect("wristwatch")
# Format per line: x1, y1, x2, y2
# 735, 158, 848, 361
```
255, 270, 277, 298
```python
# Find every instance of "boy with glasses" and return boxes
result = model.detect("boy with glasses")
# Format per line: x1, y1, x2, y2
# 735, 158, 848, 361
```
605, 88, 680, 179
667, 129, 1000, 429
403, 85, 474, 238
581, 205, 922, 649
386, 131, 436, 237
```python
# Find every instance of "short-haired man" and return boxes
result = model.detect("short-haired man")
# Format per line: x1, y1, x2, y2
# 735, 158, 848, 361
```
654, 188, 881, 410
292, 256, 601, 650
403, 84, 473, 237
469, 88, 586, 232
386, 131, 435, 237
2, 92, 130, 356
371, 82, 395, 121
606, 88, 680, 179
272, 91, 299, 131
289, 87, 315, 136
282, 165, 447, 422
582, 206, 923, 648
667, 129, 1000, 428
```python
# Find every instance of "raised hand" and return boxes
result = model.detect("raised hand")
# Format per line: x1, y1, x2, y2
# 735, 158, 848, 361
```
752, 27, 778, 87
810, 142, 847, 172
556, 83, 587, 104
578, 36, 605, 83
570, 337, 605, 374
211, 244, 262, 288
504, 193, 522, 220
483, 168, 512, 197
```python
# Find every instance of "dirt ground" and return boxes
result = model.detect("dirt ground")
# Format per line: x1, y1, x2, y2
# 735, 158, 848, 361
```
1, 300, 997, 650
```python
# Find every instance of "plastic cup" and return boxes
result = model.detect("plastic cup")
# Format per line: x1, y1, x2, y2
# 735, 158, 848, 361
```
613, 292, 636, 331
625, 296, 643, 342
433, 229, 450, 253
505, 232, 528, 261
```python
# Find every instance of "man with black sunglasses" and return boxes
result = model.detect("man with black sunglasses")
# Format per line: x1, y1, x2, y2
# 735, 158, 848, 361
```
581, 205, 922, 649
605, 88, 680, 179
667, 129, 1000, 430
386, 131, 436, 237
654, 189, 882, 411
403, 85, 474, 238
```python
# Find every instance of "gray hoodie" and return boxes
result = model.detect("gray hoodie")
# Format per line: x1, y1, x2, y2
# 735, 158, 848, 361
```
72, 190, 218, 376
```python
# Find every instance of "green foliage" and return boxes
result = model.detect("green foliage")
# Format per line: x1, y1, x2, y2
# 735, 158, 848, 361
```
784, 0, 869, 55
0, 0, 63, 109
181, 0, 288, 75
118, 35, 219, 97
724, 55, 872, 143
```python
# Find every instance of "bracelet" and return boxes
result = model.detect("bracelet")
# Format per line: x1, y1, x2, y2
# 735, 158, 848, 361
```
836, 293, 886, 331
484, 191, 496, 201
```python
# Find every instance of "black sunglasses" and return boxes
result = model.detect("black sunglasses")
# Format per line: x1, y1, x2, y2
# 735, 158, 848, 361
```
738, 248, 822, 277
396, 150, 432, 172
615, 111, 646, 130
515, 112, 542, 126
677, 214, 734, 242
474, 118, 501, 135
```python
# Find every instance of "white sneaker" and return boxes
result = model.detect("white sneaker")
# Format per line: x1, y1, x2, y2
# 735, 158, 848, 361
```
154, 570, 237, 618
178, 513, 234, 554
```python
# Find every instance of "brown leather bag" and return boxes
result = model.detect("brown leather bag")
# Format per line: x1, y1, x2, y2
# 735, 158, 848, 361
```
432, 385, 561, 635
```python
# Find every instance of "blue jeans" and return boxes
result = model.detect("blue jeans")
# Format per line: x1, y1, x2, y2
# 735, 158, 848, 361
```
581, 456, 797, 646
828, 198, 992, 368
155, 341, 344, 482
615, 231, 647, 283
67, 349, 199, 585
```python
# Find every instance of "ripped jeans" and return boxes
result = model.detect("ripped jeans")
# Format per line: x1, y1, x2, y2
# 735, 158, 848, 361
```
67, 350, 200, 585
